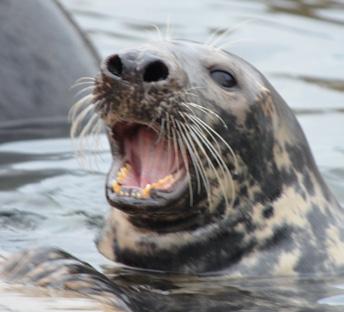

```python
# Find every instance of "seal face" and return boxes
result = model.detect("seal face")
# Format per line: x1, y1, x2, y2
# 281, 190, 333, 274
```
87, 40, 344, 276
94, 42, 246, 220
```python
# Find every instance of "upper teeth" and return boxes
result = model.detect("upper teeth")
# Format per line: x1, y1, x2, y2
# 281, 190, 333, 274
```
112, 163, 131, 194
116, 163, 131, 182
112, 164, 175, 199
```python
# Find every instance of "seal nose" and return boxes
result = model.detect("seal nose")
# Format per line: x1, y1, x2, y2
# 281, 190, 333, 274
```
106, 54, 123, 77
142, 60, 169, 82
105, 53, 169, 83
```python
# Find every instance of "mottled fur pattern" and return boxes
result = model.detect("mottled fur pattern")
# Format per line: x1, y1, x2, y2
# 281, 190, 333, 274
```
95, 40, 344, 275
1, 40, 344, 311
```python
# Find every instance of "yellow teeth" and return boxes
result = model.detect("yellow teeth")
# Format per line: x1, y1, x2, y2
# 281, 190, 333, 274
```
116, 163, 131, 183
112, 182, 121, 193
153, 175, 174, 189
142, 184, 152, 199
112, 163, 132, 194
141, 175, 175, 199
112, 164, 176, 199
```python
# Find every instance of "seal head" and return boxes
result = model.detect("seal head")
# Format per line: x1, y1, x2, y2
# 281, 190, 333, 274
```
90, 40, 344, 275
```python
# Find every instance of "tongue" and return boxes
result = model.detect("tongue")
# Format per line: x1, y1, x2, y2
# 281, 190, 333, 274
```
123, 126, 182, 188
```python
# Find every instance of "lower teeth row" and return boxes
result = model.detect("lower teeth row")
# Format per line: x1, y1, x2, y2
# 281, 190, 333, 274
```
112, 163, 174, 199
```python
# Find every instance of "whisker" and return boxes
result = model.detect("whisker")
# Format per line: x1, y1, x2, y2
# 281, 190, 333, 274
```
74, 76, 96, 83
156, 117, 166, 144
70, 81, 95, 90
183, 113, 238, 170
165, 113, 172, 170
188, 121, 232, 209
171, 118, 193, 207
164, 16, 172, 41
181, 102, 227, 128
170, 116, 180, 170
74, 86, 95, 98
205, 27, 222, 49
147, 115, 160, 133
190, 125, 229, 207
90, 119, 106, 169
76, 113, 99, 149
177, 121, 211, 201
81, 114, 101, 166
206, 19, 256, 48
185, 114, 235, 175
175, 120, 202, 196
184, 86, 206, 93
148, 24, 163, 41
182, 113, 236, 207
70, 104, 95, 140
69, 94, 94, 122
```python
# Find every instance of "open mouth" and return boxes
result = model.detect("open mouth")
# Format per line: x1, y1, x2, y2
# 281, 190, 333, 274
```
106, 121, 188, 211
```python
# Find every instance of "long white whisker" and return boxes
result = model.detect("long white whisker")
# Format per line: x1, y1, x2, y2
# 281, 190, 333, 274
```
74, 86, 95, 98
70, 104, 95, 139
77, 113, 99, 148
149, 24, 163, 41
207, 19, 256, 48
184, 113, 238, 171
181, 102, 227, 128
69, 94, 94, 122
177, 121, 211, 202
165, 16, 172, 41
82, 114, 101, 168
171, 118, 193, 207
170, 116, 180, 169
165, 113, 172, 170
175, 120, 202, 195
184, 86, 206, 93
70, 81, 95, 90
89, 118, 105, 169
74, 77, 96, 83
156, 118, 166, 144
183, 113, 236, 207
187, 120, 231, 209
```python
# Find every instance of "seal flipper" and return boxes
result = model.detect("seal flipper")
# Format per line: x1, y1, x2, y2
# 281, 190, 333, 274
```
0, 247, 131, 312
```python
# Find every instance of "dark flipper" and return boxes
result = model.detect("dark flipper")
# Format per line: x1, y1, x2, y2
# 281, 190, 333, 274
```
1, 247, 131, 312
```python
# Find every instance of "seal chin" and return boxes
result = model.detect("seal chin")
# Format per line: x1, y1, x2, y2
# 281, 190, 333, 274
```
105, 121, 189, 214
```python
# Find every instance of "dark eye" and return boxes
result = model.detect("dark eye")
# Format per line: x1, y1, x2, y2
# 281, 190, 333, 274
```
210, 70, 236, 88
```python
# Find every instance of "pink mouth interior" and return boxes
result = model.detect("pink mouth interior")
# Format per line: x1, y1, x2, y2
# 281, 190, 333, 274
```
115, 124, 184, 189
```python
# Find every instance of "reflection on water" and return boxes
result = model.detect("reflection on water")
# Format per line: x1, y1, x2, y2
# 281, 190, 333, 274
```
103, 267, 344, 311
0, 282, 102, 312
0, 138, 110, 265
1, 0, 344, 311
266, 0, 344, 26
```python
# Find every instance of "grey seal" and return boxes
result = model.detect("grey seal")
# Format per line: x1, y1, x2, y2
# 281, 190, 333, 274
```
2, 39, 344, 310
93, 40, 344, 276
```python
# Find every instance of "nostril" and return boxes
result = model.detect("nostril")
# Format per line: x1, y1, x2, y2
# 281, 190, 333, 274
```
106, 54, 123, 77
143, 60, 169, 82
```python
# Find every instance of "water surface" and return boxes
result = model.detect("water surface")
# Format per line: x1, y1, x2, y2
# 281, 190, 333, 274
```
1, 0, 344, 311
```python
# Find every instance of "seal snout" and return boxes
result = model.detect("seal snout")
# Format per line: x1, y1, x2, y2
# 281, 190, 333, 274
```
142, 60, 169, 82
106, 54, 123, 77
103, 52, 169, 83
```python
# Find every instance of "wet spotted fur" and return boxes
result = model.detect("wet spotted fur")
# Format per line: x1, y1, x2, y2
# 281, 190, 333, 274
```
1, 40, 344, 310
